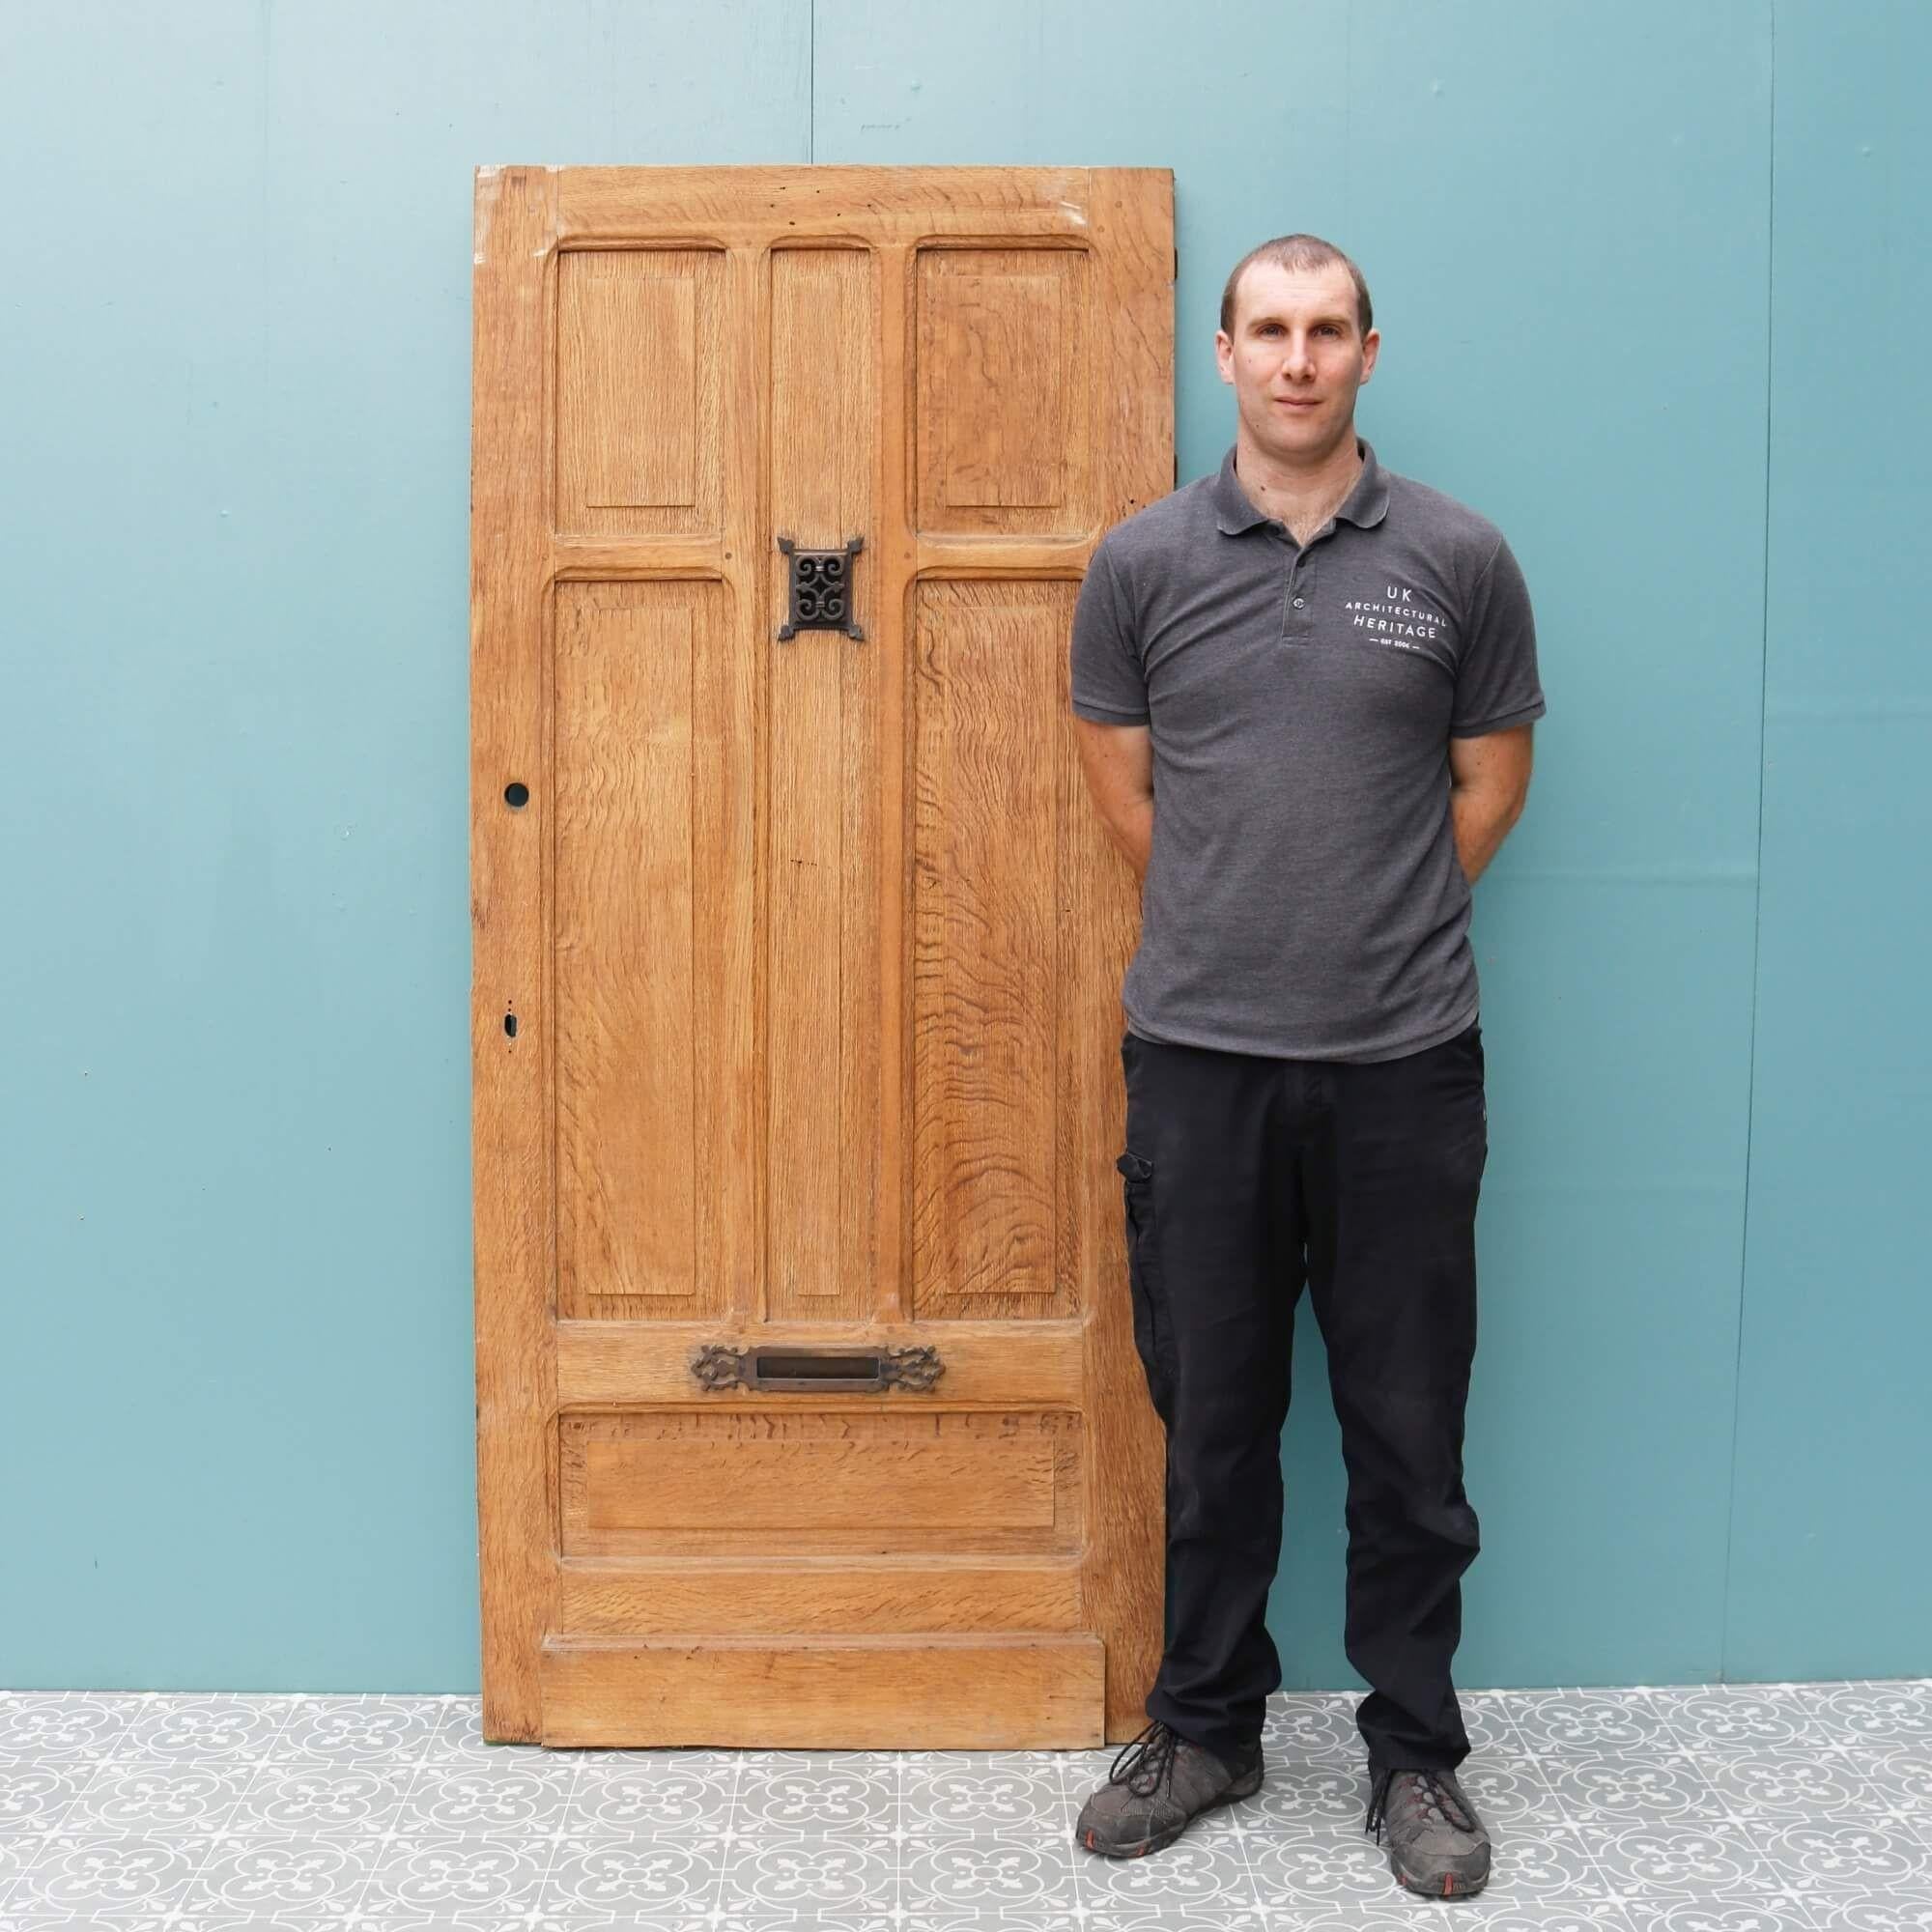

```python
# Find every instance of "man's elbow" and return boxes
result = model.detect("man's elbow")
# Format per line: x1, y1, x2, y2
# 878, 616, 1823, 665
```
1452, 770, 1532, 822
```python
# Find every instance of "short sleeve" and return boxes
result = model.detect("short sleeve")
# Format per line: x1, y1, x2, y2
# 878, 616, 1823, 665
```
1068, 542, 1150, 724
1450, 533, 1548, 737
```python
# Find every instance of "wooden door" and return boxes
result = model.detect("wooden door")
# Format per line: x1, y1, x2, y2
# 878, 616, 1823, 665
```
470, 164, 1174, 1748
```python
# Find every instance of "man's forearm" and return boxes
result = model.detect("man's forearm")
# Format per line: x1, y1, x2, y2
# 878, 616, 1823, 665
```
1450, 783, 1525, 887
1104, 797, 1154, 883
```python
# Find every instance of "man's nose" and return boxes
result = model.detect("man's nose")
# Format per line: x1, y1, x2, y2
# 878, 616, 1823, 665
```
1283, 334, 1315, 377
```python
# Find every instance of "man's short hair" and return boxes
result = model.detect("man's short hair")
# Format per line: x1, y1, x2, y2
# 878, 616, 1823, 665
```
1220, 234, 1374, 342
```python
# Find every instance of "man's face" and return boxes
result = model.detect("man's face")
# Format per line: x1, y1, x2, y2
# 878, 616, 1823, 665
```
1214, 259, 1379, 460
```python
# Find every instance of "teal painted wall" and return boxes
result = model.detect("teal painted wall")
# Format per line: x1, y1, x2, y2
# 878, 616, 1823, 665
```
1, 1, 1920, 1693
1727, 0, 1929, 1677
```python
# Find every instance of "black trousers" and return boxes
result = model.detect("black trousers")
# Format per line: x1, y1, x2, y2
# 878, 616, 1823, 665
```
1116, 1014, 1488, 1773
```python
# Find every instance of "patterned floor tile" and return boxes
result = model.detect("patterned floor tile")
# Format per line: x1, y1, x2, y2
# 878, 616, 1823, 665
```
1080, 1911, 1277, 1932
0, 1758, 99, 1833
1245, 1817, 1422, 1913
1584, 1813, 1791, 1896
354, 1829, 579, 1918
273, 1695, 448, 1765
1800, 1891, 1932, 1931
181, 1832, 391, 1918
1457, 1687, 1540, 1754
1623, 1899, 1829, 1932
113, 1697, 294, 1761
4, 1829, 221, 1918
900, 1828, 1088, 1915
712, 1827, 901, 1916
730, 1757, 896, 1835
1863, 1747, 1932, 1854
1700, 1745, 1894, 1815
1745, 1804, 1932, 1893
1261, 1811, 1611, 1911
224, 1761, 420, 1836
0, 1836, 56, 1924
1236, 1747, 1380, 1832
1074, 1811, 1256, 1913
1512, 1688, 1691, 1755
1536, 1749, 1743, 1824
566, 1751, 737, 1836
1452, 1750, 1602, 1830
52, 1759, 265, 1837
1240, 1906, 1635, 1932
0, 1693, 138, 1764
1796, 1681, 1932, 1750
1260, 1690, 1362, 1755
1651, 1685, 1833, 1757
391, 1753, 580, 1836
904, 1754, 1063, 1834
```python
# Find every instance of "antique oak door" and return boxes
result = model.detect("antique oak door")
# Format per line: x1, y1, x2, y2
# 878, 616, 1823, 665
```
470, 165, 1174, 1747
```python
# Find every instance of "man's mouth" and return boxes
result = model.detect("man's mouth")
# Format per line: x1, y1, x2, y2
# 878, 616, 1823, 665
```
1275, 397, 1321, 409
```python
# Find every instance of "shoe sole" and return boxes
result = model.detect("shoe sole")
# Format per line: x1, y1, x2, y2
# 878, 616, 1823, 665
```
1387, 1849, 1492, 1898
1077, 1762, 1264, 1860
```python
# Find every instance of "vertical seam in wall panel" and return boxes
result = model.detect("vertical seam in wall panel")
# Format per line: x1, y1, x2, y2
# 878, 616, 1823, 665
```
809, 0, 815, 160
1721, 0, 1776, 1686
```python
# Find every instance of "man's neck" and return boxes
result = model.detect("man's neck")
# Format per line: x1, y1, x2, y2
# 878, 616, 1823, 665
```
1233, 426, 1363, 538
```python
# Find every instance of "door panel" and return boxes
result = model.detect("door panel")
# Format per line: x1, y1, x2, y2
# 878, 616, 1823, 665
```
909, 579, 1079, 1321
916, 246, 1090, 531
555, 578, 739, 1320
471, 164, 1174, 1747
557, 248, 724, 534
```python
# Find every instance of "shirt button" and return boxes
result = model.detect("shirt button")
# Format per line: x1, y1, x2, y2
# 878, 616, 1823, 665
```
1293, 597, 1306, 608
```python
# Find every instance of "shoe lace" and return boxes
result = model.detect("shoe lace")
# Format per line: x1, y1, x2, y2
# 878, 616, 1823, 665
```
1108, 1717, 1181, 1798
1365, 1764, 1476, 1845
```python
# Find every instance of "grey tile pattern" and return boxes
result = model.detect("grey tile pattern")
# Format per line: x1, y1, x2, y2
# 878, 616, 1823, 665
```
0, 1681, 1926, 1928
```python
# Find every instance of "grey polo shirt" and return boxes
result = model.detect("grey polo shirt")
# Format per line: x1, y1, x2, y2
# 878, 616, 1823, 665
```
1069, 436, 1546, 1062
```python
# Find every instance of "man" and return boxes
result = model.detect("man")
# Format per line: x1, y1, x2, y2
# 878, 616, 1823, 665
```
1066, 233, 1545, 1900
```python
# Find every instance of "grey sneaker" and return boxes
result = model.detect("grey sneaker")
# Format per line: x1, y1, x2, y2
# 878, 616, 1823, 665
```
1364, 1760, 1492, 1896
1075, 1718, 1264, 1859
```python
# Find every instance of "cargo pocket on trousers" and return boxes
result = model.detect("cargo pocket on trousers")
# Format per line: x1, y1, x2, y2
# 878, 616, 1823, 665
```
1116, 1149, 1175, 1421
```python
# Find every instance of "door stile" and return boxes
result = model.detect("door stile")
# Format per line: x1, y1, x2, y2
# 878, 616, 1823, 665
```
877, 240, 914, 1330
472, 163, 563, 1745
724, 235, 764, 1338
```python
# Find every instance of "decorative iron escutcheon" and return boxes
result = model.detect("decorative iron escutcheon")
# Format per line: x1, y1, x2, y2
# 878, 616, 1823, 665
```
688, 1342, 943, 1394
776, 532, 866, 642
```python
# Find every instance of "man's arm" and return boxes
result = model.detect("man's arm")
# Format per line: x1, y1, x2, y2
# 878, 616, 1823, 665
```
1072, 717, 1154, 882
1447, 723, 1536, 886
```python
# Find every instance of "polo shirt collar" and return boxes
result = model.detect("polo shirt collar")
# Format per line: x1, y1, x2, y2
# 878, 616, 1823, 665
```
1212, 435, 1391, 535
